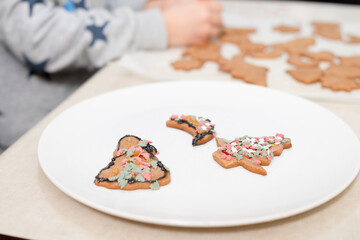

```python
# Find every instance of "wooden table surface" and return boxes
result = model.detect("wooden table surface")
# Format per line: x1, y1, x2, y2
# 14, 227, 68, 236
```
1, 1, 360, 239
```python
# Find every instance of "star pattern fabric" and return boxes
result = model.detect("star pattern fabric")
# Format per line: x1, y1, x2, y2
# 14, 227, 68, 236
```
64, 0, 87, 12
21, 0, 44, 17
86, 21, 109, 47
74, 0, 87, 10
22, 53, 50, 79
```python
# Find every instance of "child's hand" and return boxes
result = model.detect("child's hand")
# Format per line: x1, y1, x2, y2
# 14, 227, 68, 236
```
162, 0, 223, 46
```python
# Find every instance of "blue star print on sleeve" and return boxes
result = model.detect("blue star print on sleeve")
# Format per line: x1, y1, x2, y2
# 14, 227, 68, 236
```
64, 0, 87, 12
21, 0, 44, 17
86, 21, 109, 47
22, 53, 50, 79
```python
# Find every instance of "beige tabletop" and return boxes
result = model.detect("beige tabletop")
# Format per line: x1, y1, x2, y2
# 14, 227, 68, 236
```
1, 1, 360, 239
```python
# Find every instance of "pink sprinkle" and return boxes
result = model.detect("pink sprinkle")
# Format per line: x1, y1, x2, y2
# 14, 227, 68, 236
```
267, 155, 272, 161
141, 171, 151, 181
226, 155, 232, 161
242, 151, 246, 155
135, 146, 143, 153
180, 114, 185, 119
141, 152, 150, 160
211, 124, 215, 127
146, 140, 152, 144
271, 147, 276, 151
129, 146, 135, 150
245, 144, 250, 148
117, 149, 125, 156
236, 146, 240, 151
275, 139, 280, 143
254, 160, 261, 165
156, 151, 160, 155
221, 154, 227, 159
225, 143, 232, 150
276, 133, 284, 138
171, 114, 178, 119
139, 165, 147, 170
213, 133, 216, 137
134, 156, 151, 167
121, 158, 129, 165
200, 122, 206, 126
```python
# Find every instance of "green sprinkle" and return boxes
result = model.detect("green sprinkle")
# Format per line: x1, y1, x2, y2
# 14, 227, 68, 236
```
126, 149, 135, 157
135, 174, 145, 182
191, 115, 196, 120
254, 151, 259, 156
150, 161, 158, 168
132, 165, 142, 174
262, 150, 267, 157
118, 178, 128, 189
141, 167, 150, 173
108, 175, 119, 181
150, 181, 160, 190
281, 138, 289, 144
138, 140, 148, 147
233, 152, 243, 160
124, 172, 132, 180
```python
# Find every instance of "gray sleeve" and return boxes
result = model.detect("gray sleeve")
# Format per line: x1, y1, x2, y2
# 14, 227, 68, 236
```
0, 0, 168, 72
107, 0, 149, 11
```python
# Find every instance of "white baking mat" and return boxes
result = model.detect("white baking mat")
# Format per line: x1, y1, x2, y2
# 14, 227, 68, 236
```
118, 13, 360, 103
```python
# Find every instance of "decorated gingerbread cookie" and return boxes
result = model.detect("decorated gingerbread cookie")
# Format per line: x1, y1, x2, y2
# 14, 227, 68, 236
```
94, 135, 170, 190
166, 114, 216, 146
213, 134, 292, 176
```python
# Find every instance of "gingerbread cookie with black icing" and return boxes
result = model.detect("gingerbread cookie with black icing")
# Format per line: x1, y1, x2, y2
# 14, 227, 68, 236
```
94, 135, 170, 190
213, 134, 292, 176
166, 114, 216, 146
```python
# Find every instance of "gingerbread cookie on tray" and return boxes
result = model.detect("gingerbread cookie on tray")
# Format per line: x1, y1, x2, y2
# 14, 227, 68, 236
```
166, 114, 216, 146
94, 135, 170, 190
213, 134, 292, 176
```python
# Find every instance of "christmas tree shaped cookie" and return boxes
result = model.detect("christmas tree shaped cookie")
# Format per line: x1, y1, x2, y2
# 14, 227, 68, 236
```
94, 135, 170, 190
213, 134, 292, 175
166, 114, 216, 146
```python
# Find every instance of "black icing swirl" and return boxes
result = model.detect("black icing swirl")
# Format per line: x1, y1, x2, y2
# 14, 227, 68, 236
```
170, 117, 215, 146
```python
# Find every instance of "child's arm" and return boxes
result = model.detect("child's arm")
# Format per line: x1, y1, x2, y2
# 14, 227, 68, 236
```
0, 0, 167, 72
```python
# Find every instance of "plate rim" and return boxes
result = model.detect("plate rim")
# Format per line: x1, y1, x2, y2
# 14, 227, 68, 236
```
38, 80, 360, 227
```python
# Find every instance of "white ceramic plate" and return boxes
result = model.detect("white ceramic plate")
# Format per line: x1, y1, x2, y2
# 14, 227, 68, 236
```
38, 81, 360, 227
118, 14, 360, 103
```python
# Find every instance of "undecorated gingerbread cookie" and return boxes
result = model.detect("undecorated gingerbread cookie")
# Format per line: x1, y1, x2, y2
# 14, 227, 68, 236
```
171, 57, 204, 71
340, 56, 360, 68
273, 25, 300, 33
166, 114, 216, 146
287, 68, 322, 84
312, 22, 342, 40
94, 135, 170, 190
